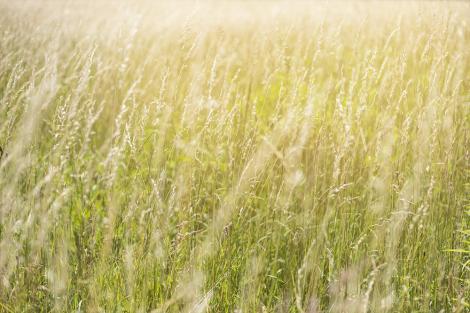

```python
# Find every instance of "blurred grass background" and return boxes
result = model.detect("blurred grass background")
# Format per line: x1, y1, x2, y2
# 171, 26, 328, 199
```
0, 1, 468, 312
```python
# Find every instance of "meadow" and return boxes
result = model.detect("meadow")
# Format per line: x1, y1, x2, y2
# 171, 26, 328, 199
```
0, 1, 468, 312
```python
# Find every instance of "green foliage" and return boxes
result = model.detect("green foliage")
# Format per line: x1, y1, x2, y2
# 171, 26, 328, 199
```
0, 1, 468, 312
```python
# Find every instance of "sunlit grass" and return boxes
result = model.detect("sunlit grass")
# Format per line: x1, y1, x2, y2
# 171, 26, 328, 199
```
0, 1, 468, 312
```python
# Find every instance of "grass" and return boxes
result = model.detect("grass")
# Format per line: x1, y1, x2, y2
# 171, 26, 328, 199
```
0, 1, 468, 312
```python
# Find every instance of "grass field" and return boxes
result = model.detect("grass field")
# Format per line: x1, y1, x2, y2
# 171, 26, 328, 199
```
0, 1, 469, 312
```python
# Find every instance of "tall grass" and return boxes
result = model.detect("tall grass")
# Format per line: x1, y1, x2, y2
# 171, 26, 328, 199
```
0, 1, 468, 312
